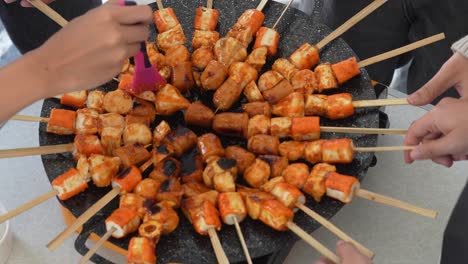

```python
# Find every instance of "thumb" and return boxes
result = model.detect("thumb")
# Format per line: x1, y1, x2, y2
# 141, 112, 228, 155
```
408, 57, 457, 106
410, 129, 466, 160
336, 240, 360, 258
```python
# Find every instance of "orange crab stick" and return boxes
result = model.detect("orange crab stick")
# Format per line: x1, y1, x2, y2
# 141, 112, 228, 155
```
194, 7, 220, 31
60, 91, 87, 109
153, 7, 180, 33
218, 192, 247, 225
331, 57, 361, 84
51, 168, 88, 200
112, 166, 143, 194
326, 93, 355, 120
289, 43, 320, 70
105, 207, 141, 239
227, 9, 266, 46
128, 237, 157, 264
258, 199, 294, 231
325, 172, 360, 204
47, 108, 77, 135
254, 27, 280, 56
270, 182, 306, 210
73, 134, 104, 157
290, 116, 320, 141
321, 138, 355, 164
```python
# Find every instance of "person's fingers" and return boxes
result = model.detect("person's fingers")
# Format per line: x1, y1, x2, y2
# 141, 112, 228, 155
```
404, 112, 440, 163
314, 257, 333, 264
119, 24, 150, 44
432, 156, 454, 167
410, 129, 466, 161
112, 5, 153, 25
20, 0, 32, 7
405, 112, 439, 146
408, 57, 458, 106
336, 240, 361, 257
4, 0, 17, 4
123, 43, 141, 58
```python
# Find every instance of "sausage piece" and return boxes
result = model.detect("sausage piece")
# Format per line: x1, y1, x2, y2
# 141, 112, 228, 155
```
184, 101, 215, 128
212, 112, 249, 138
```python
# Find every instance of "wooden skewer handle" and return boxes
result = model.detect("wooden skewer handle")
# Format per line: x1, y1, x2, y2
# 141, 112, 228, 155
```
320, 126, 407, 135
0, 189, 57, 224
315, 0, 387, 50
358, 33, 445, 68
26, 0, 68, 27
0, 143, 74, 159
272, 0, 294, 30
207, 0, 213, 9
256, 0, 269, 11
47, 187, 121, 251
156, 0, 164, 9
208, 228, 230, 264
79, 227, 116, 264
353, 145, 416, 153
295, 203, 374, 258
352, 97, 408, 108
233, 217, 253, 264
356, 189, 438, 219
11, 115, 50, 123
286, 221, 340, 264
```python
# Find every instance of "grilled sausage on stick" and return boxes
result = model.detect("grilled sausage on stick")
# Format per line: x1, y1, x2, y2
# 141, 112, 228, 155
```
79, 207, 141, 263
200, 0, 269, 92
182, 195, 229, 264
218, 192, 253, 264
304, 167, 437, 219
264, 178, 374, 258
257, 199, 340, 263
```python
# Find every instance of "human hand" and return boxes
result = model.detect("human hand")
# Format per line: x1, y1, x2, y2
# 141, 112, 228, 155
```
30, 1, 152, 96
314, 241, 372, 264
404, 97, 468, 167
408, 53, 468, 105
4, 0, 54, 8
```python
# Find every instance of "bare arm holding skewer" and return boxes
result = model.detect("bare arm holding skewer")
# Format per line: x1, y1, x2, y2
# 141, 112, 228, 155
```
404, 37, 468, 167
0, 3, 152, 123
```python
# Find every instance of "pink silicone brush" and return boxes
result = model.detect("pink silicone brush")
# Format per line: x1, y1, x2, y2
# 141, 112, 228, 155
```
119, 0, 166, 94
132, 42, 166, 94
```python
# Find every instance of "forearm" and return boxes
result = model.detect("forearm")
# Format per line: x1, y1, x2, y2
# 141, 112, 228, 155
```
0, 50, 54, 122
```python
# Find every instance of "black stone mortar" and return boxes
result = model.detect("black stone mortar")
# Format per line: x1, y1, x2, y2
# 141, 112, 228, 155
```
39, 0, 379, 263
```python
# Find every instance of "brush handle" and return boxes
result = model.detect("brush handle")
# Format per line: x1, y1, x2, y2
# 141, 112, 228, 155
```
139, 42, 152, 68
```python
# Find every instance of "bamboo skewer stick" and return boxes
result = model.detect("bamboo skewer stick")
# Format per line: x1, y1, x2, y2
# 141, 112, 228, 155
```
355, 189, 438, 219
358, 33, 445, 68
207, 0, 213, 9
0, 189, 58, 224
0, 143, 74, 159
320, 126, 407, 135
353, 145, 416, 152
47, 187, 121, 251
26, 0, 68, 27
10, 115, 50, 123
233, 217, 253, 264
156, 0, 164, 10
352, 98, 409, 108
208, 228, 230, 264
256, 0, 269, 11
79, 226, 117, 264
9, 113, 407, 135
286, 221, 340, 264
272, 0, 294, 30
295, 203, 374, 259
315, 0, 387, 50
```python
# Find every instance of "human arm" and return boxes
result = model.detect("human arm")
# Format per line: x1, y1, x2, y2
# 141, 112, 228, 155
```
0, 2, 152, 122
314, 241, 372, 264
